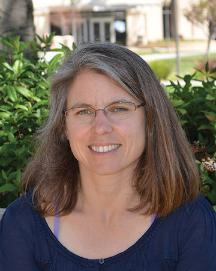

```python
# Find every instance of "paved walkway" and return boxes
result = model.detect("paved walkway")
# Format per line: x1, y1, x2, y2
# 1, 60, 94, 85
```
141, 51, 214, 61
132, 41, 216, 61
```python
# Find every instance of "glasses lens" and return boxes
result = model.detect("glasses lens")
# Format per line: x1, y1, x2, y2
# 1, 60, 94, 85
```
69, 107, 95, 124
106, 102, 135, 121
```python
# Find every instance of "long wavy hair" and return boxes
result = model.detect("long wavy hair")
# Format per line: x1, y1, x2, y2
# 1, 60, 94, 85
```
22, 43, 201, 217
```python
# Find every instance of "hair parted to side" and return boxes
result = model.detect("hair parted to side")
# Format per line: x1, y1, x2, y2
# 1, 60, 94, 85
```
22, 42, 200, 217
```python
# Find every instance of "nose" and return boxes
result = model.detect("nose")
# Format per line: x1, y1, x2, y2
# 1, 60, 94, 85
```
92, 109, 113, 134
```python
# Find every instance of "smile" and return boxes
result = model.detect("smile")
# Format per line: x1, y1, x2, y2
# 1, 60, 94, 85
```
89, 144, 121, 153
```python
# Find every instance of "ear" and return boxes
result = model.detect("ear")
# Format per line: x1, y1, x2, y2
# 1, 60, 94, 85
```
60, 131, 68, 143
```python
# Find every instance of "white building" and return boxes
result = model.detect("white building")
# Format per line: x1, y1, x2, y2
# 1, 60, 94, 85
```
33, 0, 209, 46
178, 0, 207, 40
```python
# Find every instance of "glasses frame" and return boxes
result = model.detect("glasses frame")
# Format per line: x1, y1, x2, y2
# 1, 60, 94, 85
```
64, 101, 145, 123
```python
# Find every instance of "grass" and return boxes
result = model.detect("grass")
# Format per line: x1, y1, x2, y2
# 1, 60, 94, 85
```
145, 53, 216, 80
169, 53, 216, 80
132, 47, 169, 55
131, 39, 214, 55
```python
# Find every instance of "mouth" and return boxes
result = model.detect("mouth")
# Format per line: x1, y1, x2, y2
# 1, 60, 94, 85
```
88, 144, 121, 153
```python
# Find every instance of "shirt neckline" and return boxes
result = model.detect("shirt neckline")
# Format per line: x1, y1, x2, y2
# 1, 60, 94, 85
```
40, 213, 161, 267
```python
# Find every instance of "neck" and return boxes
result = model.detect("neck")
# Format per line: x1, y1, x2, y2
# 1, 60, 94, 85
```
75, 166, 140, 223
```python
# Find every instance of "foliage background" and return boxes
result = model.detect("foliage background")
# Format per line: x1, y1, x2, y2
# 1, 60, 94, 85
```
0, 36, 215, 208
0, 35, 67, 206
167, 70, 216, 206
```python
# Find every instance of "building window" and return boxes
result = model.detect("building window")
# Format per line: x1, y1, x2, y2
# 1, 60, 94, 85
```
90, 18, 114, 43
104, 22, 111, 42
93, 22, 100, 41
50, 24, 62, 35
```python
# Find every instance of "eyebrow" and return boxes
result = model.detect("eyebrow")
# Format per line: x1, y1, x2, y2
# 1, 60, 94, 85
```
69, 99, 135, 108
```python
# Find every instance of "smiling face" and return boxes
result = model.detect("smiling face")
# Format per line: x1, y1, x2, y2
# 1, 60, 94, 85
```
65, 69, 145, 177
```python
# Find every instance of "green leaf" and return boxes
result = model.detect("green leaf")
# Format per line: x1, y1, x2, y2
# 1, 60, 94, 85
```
183, 74, 193, 84
13, 60, 23, 74
172, 99, 185, 107
198, 124, 213, 130
204, 112, 216, 122
205, 62, 209, 72
48, 54, 62, 73
178, 108, 187, 115
15, 104, 29, 111
6, 86, 17, 102
1, 38, 14, 48
206, 94, 216, 101
1, 170, 8, 180
16, 170, 21, 182
0, 112, 11, 119
16, 87, 40, 102
8, 132, 15, 142
0, 183, 17, 193
36, 34, 44, 43
72, 42, 77, 51
16, 86, 33, 99
3, 62, 14, 72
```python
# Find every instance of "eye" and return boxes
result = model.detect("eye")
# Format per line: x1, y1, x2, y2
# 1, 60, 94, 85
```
108, 103, 131, 113
75, 108, 94, 116
113, 107, 128, 112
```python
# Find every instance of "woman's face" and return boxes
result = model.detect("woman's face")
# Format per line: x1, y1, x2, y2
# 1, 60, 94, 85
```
65, 69, 145, 177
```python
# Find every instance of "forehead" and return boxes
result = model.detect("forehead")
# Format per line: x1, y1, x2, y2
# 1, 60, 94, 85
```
67, 69, 136, 106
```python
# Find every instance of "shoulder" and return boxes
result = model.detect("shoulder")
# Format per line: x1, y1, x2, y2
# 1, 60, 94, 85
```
0, 194, 53, 269
149, 194, 216, 264
0, 192, 37, 233
155, 193, 216, 237
0, 193, 37, 257
169, 193, 216, 234
172, 194, 216, 256
153, 194, 216, 251
173, 193, 216, 224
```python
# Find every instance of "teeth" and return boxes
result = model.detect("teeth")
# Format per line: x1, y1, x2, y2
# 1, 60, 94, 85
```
90, 144, 120, 153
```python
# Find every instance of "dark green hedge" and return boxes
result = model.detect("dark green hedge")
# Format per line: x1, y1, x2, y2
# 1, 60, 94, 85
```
0, 35, 72, 206
167, 70, 216, 206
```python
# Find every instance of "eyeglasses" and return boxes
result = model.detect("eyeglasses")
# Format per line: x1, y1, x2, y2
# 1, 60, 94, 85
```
64, 101, 145, 124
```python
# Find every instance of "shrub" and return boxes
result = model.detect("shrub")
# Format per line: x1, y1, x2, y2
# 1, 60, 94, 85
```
196, 59, 216, 77
166, 71, 216, 205
0, 35, 72, 207
149, 59, 173, 80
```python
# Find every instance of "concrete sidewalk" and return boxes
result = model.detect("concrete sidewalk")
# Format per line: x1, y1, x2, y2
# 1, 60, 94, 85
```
132, 40, 216, 61
141, 51, 215, 61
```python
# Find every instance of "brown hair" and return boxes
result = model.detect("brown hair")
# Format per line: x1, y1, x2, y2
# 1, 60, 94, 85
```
22, 43, 201, 217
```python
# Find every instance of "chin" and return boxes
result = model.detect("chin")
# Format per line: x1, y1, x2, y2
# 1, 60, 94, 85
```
86, 162, 133, 176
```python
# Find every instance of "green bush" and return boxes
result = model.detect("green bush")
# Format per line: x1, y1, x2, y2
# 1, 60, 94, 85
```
149, 59, 174, 80
0, 35, 72, 207
166, 72, 216, 205
195, 60, 216, 78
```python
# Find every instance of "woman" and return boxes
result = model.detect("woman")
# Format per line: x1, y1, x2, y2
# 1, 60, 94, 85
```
0, 43, 216, 270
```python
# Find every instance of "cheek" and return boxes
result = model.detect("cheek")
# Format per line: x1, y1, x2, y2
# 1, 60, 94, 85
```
65, 124, 88, 157
131, 127, 145, 153
66, 120, 88, 141
120, 121, 145, 154
131, 120, 145, 152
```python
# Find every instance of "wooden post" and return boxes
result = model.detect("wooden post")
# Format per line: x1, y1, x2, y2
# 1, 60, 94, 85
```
174, 0, 180, 75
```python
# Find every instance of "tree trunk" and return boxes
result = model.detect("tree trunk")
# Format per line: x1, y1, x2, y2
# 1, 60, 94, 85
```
206, 34, 212, 61
206, 21, 214, 61
0, 0, 35, 41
